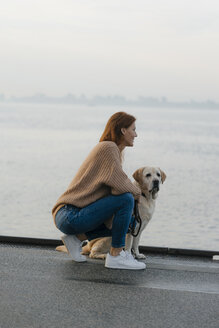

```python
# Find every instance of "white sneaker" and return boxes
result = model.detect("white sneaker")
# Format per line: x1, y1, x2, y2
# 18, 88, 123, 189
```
105, 250, 146, 270
61, 235, 87, 262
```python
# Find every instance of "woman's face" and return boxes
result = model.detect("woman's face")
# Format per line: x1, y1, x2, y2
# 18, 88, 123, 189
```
121, 122, 137, 147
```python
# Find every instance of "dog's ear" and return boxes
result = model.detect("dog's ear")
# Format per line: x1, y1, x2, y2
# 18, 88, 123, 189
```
133, 167, 144, 183
159, 168, 166, 184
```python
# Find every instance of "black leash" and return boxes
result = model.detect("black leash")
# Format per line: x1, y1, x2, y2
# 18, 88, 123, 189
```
129, 200, 142, 237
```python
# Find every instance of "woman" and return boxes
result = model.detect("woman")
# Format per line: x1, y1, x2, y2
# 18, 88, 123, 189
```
52, 112, 146, 270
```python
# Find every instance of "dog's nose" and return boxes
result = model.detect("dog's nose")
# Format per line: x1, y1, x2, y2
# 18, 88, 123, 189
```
153, 180, 159, 187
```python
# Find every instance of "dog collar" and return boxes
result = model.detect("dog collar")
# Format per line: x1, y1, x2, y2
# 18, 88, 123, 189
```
141, 192, 147, 198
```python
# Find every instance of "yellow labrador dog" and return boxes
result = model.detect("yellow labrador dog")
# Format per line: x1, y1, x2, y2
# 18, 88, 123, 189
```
56, 167, 166, 259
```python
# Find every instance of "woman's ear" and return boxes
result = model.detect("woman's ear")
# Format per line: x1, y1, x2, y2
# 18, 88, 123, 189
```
121, 128, 126, 135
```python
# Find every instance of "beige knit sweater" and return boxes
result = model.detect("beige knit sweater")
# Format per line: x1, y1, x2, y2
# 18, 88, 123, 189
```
52, 141, 141, 219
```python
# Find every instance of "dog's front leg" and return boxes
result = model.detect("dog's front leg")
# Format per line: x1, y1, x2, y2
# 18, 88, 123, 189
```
125, 233, 133, 253
132, 231, 146, 259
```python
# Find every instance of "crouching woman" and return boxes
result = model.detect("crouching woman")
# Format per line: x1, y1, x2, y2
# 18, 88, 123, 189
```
52, 112, 146, 270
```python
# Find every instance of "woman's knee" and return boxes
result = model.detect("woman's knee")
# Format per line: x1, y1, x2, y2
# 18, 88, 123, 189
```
119, 192, 134, 208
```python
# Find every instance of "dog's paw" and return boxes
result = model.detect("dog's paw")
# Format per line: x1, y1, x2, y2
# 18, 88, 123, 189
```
135, 253, 146, 259
89, 252, 106, 260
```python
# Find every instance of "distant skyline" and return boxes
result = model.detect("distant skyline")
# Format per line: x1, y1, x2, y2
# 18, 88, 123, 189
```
1, 92, 218, 109
1, 0, 219, 101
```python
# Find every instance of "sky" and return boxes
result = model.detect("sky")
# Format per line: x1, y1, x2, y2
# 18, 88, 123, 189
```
1, 0, 219, 101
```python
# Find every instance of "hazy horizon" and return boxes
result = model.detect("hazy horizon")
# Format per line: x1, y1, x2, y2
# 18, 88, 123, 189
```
1, 0, 219, 102
1, 92, 219, 108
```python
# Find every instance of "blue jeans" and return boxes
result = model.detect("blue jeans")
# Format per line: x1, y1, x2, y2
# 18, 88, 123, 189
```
55, 193, 134, 248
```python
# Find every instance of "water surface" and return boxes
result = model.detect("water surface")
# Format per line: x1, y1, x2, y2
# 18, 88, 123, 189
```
1, 103, 219, 251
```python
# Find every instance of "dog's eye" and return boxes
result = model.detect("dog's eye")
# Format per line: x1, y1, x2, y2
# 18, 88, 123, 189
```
146, 173, 151, 178
157, 173, 161, 177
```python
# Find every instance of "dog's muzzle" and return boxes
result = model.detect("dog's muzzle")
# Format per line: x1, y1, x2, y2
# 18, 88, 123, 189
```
150, 180, 160, 193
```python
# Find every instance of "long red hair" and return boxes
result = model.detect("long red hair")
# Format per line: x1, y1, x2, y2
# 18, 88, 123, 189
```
99, 112, 136, 146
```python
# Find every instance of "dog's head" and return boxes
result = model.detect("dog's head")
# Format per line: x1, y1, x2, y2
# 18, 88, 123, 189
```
133, 167, 166, 199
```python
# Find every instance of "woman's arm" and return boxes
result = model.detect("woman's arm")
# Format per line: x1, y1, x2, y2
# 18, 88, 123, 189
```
103, 145, 141, 199
107, 164, 141, 199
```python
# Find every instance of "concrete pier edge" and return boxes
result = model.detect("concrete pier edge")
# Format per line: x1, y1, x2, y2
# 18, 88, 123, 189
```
0, 234, 218, 258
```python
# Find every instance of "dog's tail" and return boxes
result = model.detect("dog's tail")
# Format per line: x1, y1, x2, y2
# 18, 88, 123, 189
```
56, 245, 68, 253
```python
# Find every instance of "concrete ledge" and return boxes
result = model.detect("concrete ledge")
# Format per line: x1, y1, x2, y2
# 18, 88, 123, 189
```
0, 235, 62, 247
139, 245, 219, 258
1, 235, 219, 258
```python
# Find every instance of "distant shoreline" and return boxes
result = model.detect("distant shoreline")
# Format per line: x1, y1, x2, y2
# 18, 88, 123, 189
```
0, 94, 219, 109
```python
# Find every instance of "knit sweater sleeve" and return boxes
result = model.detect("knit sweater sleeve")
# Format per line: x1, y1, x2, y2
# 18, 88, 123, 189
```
103, 144, 141, 199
